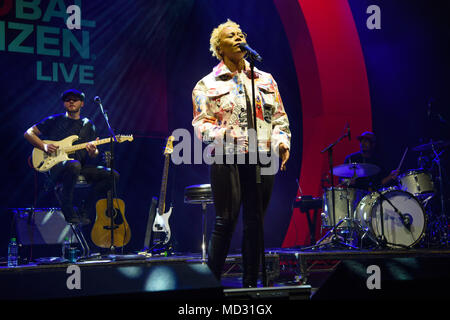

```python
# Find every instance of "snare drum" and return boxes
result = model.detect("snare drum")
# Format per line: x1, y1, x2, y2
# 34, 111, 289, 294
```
322, 187, 367, 227
355, 189, 426, 248
398, 169, 434, 197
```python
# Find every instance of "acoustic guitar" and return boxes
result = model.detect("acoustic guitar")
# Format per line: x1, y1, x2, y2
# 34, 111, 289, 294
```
91, 151, 131, 248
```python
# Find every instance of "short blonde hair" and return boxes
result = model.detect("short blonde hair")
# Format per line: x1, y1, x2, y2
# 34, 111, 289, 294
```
209, 19, 242, 61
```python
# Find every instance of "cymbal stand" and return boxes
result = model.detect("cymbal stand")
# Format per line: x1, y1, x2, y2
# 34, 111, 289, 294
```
431, 143, 449, 247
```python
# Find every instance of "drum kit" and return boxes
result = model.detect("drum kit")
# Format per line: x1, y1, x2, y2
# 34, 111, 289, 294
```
313, 140, 449, 251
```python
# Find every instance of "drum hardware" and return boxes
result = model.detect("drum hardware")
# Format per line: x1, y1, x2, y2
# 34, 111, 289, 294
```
371, 190, 411, 249
420, 194, 434, 208
305, 124, 357, 251
430, 142, 449, 247
333, 163, 381, 178
412, 140, 450, 152
412, 139, 449, 247
302, 160, 385, 251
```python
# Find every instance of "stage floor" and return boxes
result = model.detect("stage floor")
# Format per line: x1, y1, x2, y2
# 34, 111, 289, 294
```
1, 246, 450, 301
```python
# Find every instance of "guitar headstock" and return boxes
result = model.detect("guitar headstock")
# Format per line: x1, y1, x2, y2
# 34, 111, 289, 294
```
116, 135, 134, 143
164, 136, 175, 155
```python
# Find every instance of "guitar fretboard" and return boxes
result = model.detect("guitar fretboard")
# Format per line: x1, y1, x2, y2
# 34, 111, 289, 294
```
158, 154, 170, 215
64, 137, 115, 153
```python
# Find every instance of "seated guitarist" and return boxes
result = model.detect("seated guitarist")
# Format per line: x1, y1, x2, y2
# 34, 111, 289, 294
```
24, 89, 119, 225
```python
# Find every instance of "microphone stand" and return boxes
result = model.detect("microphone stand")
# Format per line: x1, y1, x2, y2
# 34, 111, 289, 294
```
247, 53, 267, 286
320, 126, 351, 247
95, 97, 118, 255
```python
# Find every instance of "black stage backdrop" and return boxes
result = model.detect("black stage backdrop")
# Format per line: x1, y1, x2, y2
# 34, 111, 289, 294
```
0, 0, 448, 256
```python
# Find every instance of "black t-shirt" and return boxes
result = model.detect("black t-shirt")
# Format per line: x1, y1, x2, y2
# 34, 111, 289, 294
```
36, 113, 97, 166
343, 151, 388, 191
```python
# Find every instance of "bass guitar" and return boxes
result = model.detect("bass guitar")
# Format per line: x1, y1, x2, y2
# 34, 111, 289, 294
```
152, 136, 175, 246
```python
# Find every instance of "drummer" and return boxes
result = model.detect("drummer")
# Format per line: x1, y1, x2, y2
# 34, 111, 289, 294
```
341, 131, 399, 191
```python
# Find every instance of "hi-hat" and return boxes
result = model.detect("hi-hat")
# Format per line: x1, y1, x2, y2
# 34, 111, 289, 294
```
333, 163, 380, 178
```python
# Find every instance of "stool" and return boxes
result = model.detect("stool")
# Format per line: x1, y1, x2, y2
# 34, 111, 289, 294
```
53, 174, 92, 259
184, 184, 213, 263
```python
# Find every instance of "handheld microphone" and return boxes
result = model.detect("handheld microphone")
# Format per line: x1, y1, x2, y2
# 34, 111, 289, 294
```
94, 96, 101, 104
238, 43, 262, 62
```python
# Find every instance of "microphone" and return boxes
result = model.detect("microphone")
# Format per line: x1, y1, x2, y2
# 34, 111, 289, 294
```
93, 95, 107, 119
238, 43, 262, 62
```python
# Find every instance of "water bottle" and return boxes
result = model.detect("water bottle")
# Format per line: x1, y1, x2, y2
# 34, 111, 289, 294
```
62, 237, 70, 260
7, 237, 19, 267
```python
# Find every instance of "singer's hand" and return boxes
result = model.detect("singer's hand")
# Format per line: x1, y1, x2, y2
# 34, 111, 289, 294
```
279, 143, 290, 171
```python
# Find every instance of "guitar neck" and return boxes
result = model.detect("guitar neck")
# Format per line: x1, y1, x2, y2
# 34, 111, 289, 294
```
65, 137, 113, 154
157, 154, 171, 215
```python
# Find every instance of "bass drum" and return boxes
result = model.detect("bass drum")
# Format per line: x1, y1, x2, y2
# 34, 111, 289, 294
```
355, 189, 426, 248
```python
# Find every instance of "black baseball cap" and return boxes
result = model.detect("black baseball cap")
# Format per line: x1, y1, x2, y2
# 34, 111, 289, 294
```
357, 131, 376, 142
61, 89, 85, 101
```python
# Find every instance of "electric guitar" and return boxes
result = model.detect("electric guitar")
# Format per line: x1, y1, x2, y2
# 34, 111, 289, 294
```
31, 134, 133, 172
152, 136, 175, 245
91, 151, 131, 248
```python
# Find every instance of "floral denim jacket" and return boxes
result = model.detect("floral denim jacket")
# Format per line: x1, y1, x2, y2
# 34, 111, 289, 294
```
192, 60, 291, 154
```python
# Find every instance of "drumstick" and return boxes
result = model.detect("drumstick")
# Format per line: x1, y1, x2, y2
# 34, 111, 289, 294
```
396, 147, 408, 172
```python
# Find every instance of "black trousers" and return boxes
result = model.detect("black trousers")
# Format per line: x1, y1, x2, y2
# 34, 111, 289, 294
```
49, 160, 119, 220
207, 162, 275, 287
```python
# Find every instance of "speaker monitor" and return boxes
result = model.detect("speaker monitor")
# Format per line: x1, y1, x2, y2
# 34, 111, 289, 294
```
312, 257, 450, 300
12, 208, 77, 245
0, 262, 223, 300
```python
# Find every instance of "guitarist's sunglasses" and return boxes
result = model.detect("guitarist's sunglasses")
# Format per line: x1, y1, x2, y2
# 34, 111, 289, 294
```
63, 97, 82, 102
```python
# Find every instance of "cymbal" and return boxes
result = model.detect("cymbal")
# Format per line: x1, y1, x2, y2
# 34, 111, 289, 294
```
412, 140, 450, 152
333, 163, 380, 178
